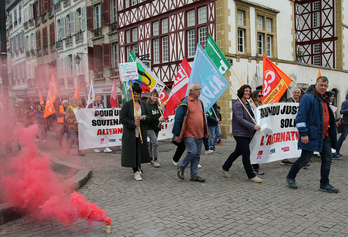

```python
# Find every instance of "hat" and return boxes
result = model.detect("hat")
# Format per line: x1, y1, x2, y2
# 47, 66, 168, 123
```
63, 100, 68, 103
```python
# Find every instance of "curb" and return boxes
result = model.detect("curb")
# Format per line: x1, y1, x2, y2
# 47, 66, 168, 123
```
0, 155, 92, 226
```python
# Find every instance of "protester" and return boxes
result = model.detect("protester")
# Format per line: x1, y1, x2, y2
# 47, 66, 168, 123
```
146, 90, 165, 168
65, 97, 85, 156
206, 103, 221, 153
173, 82, 209, 183
332, 97, 348, 159
329, 93, 337, 115
34, 105, 46, 143
286, 76, 339, 193
23, 108, 33, 127
250, 90, 265, 175
220, 85, 262, 183
120, 83, 151, 181
56, 100, 70, 148
88, 94, 112, 153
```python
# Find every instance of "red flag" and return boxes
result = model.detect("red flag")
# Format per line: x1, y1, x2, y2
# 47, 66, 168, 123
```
163, 57, 191, 120
74, 82, 79, 99
38, 88, 43, 104
262, 55, 292, 104
317, 69, 322, 78
44, 74, 59, 118
158, 90, 169, 107
110, 78, 118, 108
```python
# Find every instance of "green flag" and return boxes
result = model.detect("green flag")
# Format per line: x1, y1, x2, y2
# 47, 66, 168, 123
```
205, 34, 231, 76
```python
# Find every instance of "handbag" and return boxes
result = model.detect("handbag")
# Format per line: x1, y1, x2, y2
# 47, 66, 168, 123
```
337, 118, 344, 133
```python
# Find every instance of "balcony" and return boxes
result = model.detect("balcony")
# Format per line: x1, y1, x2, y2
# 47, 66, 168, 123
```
50, 43, 56, 52
24, 21, 28, 29
43, 46, 48, 55
62, 0, 71, 7
28, 19, 34, 26
35, 17, 40, 26
75, 31, 83, 43
26, 50, 30, 58
93, 69, 104, 79
20, 48, 24, 54
54, 2, 61, 12
110, 67, 119, 77
41, 13, 47, 22
93, 28, 102, 37
30, 48, 36, 56
36, 48, 42, 57
56, 40, 63, 49
66, 35, 72, 47
48, 8, 54, 18
109, 22, 117, 33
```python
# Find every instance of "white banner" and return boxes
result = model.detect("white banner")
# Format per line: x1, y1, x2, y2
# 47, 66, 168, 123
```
250, 103, 302, 164
74, 109, 174, 150
119, 62, 138, 81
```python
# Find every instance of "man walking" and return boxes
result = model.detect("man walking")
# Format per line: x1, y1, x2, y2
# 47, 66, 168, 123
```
172, 82, 209, 182
333, 98, 348, 159
286, 76, 339, 193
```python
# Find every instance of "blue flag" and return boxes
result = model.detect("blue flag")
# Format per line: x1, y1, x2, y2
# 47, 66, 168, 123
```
188, 44, 229, 111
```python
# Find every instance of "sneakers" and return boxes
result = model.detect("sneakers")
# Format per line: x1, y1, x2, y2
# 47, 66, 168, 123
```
94, 149, 101, 153
190, 176, 205, 183
153, 160, 160, 168
220, 168, 232, 178
213, 147, 217, 152
250, 176, 263, 183
138, 166, 143, 174
286, 176, 298, 189
104, 147, 112, 153
134, 171, 142, 181
197, 164, 202, 168
319, 184, 339, 193
43, 140, 47, 143
205, 150, 213, 155
253, 169, 265, 175
332, 153, 342, 160
303, 163, 310, 169
172, 159, 178, 166
177, 165, 184, 179
280, 159, 294, 165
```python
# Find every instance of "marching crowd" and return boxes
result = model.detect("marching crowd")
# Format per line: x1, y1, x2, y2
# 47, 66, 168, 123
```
8, 76, 348, 193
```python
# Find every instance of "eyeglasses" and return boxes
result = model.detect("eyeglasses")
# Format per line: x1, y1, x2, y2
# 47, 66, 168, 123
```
258, 95, 262, 97
194, 88, 202, 91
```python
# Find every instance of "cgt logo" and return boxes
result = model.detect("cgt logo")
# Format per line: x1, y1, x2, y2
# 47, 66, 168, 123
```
256, 150, 263, 160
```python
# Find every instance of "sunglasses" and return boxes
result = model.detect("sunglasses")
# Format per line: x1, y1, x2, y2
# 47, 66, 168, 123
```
258, 95, 262, 97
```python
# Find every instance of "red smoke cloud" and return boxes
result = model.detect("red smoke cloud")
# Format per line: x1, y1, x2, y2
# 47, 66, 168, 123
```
0, 124, 111, 226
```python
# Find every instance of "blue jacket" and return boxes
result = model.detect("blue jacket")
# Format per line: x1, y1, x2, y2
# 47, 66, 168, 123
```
207, 103, 220, 127
340, 100, 348, 124
172, 96, 208, 139
295, 86, 337, 152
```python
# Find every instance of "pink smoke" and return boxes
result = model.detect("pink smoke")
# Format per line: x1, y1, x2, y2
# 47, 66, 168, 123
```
0, 124, 111, 226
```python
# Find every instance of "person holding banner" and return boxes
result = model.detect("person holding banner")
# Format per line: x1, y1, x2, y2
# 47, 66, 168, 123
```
65, 98, 85, 156
173, 83, 209, 183
220, 85, 262, 183
120, 83, 151, 181
146, 90, 165, 168
286, 77, 339, 193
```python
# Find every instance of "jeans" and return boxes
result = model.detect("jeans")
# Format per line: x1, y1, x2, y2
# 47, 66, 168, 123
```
214, 124, 222, 144
222, 136, 255, 179
208, 126, 217, 150
57, 124, 70, 142
147, 130, 159, 158
173, 141, 186, 163
288, 136, 332, 186
68, 130, 79, 149
336, 124, 348, 153
203, 137, 209, 151
180, 137, 203, 178
39, 124, 46, 140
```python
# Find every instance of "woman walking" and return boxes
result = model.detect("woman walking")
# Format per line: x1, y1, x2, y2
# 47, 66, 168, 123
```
220, 85, 262, 183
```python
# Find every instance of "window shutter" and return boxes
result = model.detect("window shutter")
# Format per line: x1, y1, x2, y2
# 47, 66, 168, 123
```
44, 0, 49, 12
43, 27, 47, 47
87, 6, 93, 31
88, 47, 94, 70
21, 30, 24, 49
103, 44, 111, 68
81, 6, 86, 30
104, 0, 110, 25
94, 45, 103, 69
69, 11, 75, 35
36, 31, 41, 49
61, 16, 66, 38
28, 34, 31, 49
50, 22, 55, 44
29, 4, 34, 19
33, 3, 37, 19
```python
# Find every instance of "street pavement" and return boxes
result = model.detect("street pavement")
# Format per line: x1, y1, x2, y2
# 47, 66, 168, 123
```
1, 133, 348, 237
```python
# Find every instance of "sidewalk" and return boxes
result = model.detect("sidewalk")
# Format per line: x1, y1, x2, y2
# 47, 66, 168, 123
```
1, 133, 348, 236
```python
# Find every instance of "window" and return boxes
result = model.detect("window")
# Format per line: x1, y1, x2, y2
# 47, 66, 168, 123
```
112, 0, 117, 23
313, 43, 320, 53
257, 16, 263, 30
95, 4, 101, 29
257, 33, 263, 56
238, 29, 245, 53
125, 0, 129, 8
313, 55, 321, 66
266, 18, 272, 32
237, 10, 244, 25
188, 29, 196, 57
198, 6, 207, 24
77, 8, 82, 32
199, 27, 207, 49
131, 0, 137, 6
153, 38, 159, 63
187, 10, 195, 27
313, 12, 320, 28
18, 5, 22, 23
162, 36, 168, 62
132, 44, 138, 54
313, 1, 320, 11
14, 9, 17, 25
162, 18, 168, 34
132, 28, 137, 42
126, 30, 130, 43
68, 55, 73, 75
153, 21, 159, 36
112, 43, 118, 68
126, 46, 130, 58
266, 35, 272, 57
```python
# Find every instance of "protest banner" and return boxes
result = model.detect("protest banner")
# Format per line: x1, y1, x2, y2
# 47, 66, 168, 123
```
189, 44, 229, 112
74, 108, 174, 150
250, 103, 302, 164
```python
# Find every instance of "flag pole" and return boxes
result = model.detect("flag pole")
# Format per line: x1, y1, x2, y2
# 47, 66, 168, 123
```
165, 85, 181, 103
291, 81, 305, 93
229, 66, 256, 106
229, 86, 264, 136
129, 81, 143, 144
